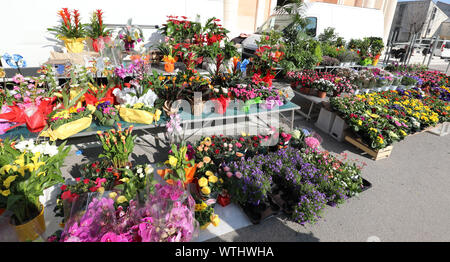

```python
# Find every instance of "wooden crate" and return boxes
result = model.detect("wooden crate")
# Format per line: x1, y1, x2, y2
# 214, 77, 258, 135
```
344, 135, 393, 161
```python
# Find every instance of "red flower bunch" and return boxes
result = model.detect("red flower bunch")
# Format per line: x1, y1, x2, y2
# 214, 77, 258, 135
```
49, 8, 85, 38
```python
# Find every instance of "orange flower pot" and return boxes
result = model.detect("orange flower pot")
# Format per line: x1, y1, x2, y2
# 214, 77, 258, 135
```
317, 91, 327, 99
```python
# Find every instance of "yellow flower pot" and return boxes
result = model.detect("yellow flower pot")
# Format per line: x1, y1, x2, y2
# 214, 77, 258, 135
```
61, 37, 86, 53
200, 222, 211, 230
119, 107, 161, 125
12, 204, 46, 242
372, 58, 379, 66
40, 116, 92, 141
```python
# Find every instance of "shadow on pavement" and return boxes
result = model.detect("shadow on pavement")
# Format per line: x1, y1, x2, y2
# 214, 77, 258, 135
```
207, 216, 320, 242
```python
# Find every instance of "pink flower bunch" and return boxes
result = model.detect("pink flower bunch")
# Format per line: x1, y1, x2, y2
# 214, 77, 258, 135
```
59, 181, 197, 242
305, 136, 320, 149
230, 85, 258, 101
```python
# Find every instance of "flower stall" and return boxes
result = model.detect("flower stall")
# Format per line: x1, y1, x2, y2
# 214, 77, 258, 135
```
0, 7, 449, 243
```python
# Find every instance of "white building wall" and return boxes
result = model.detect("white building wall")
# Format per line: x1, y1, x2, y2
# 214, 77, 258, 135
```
0, 0, 224, 67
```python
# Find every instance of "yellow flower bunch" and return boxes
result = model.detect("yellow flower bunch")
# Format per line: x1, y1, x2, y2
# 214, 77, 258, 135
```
53, 110, 71, 119
0, 152, 46, 196
195, 202, 208, 212
198, 170, 219, 196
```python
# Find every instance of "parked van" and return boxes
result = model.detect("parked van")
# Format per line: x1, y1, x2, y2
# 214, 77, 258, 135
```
241, 1, 385, 58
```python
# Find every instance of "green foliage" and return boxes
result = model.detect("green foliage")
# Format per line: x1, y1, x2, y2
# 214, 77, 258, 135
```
97, 125, 137, 169
0, 140, 70, 225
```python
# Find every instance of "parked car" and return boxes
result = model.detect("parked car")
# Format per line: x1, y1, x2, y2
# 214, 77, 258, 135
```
440, 41, 450, 59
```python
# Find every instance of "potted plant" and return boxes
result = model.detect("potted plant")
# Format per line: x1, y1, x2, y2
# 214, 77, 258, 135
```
0, 139, 70, 241
400, 75, 418, 89
118, 19, 144, 52
96, 124, 136, 169
312, 79, 335, 98
85, 9, 112, 53
157, 142, 197, 188
92, 101, 120, 126
48, 8, 86, 53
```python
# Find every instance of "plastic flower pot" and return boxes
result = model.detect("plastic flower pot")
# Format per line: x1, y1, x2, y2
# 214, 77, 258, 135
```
61, 37, 86, 53
299, 87, 311, 95
316, 91, 327, 98
11, 204, 46, 242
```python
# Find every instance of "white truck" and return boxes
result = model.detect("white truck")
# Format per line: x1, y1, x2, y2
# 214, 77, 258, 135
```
241, 1, 385, 58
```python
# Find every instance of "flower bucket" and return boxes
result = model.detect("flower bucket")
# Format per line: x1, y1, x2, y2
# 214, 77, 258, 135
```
40, 115, 92, 141
0, 208, 4, 216
61, 37, 86, 53
12, 204, 45, 242
119, 107, 161, 125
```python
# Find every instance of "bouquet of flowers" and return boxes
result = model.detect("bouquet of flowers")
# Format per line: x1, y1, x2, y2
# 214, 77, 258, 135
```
58, 180, 198, 242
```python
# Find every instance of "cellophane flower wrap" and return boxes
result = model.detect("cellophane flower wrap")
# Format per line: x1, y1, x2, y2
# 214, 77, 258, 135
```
59, 180, 198, 242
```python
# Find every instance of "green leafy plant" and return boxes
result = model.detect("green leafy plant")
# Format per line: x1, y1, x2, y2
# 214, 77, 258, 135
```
0, 139, 70, 225
97, 124, 137, 169
85, 9, 112, 39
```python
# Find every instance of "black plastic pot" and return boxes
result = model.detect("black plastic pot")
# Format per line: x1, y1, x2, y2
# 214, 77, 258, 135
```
240, 196, 281, 225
